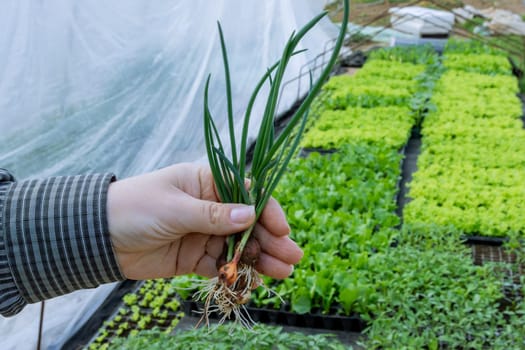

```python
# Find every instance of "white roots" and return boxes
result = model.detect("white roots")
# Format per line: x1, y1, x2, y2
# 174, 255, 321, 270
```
193, 263, 274, 329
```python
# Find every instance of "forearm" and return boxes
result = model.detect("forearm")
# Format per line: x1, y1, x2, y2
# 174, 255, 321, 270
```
0, 169, 124, 317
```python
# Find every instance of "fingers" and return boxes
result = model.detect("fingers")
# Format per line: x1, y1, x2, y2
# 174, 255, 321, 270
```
251, 220, 302, 279
256, 253, 294, 279
176, 226, 302, 280
258, 197, 290, 237
176, 192, 256, 236
253, 222, 303, 266
205, 235, 225, 259
192, 250, 298, 280
194, 254, 219, 278
176, 234, 225, 276
176, 234, 209, 275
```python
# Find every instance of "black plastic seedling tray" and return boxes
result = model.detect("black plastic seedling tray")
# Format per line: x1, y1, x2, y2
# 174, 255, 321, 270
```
181, 300, 367, 332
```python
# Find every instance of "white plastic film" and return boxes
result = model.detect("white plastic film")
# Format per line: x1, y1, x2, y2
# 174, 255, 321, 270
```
0, 1, 340, 349
0, 0, 338, 179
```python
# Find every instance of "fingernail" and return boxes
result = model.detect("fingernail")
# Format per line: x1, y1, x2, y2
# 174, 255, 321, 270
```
230, 206, 255, 224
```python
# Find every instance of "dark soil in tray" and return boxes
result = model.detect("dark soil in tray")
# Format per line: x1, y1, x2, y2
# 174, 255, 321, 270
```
396, 126, 421, 220
518, 94, 525, 128
470, 244, 522, 274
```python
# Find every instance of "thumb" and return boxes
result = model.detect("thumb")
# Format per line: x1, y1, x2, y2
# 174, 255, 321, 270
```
180, 196, 256, 236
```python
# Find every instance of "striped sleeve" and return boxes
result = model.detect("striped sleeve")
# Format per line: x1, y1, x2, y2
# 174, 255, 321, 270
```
0, 170, 125, 316
0, 169, 26, 316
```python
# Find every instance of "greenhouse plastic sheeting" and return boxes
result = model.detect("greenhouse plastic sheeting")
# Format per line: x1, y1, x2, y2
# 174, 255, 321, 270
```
0, 0, 338, 179
0, 1, 339, 349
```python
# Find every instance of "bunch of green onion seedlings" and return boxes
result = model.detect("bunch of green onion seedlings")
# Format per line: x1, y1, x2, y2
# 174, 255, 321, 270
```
196, 0, 349, 327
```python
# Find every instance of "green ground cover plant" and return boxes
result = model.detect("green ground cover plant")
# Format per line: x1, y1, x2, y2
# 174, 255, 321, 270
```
443, 53, 513, 76
321, 74, 417, 109
355, 59, 426, 80
361, 245, 512, 349
431, 94, 522, 119
404, 42, 525, 237
90, 40, 525, 349
367, 45, 438, 65
320, 47, 437, 112
430, 72, 521, 119
443, 38, 507, 56
405, 196, 525, 237
301, 106, 414, 149
88, 279, 184, 350
445, 36, 525, 92
417, 142, 525, 169
422, 111, 523, 131
107, 323, 347, 350
301, 46, 437, 151
250, 143, 401, 315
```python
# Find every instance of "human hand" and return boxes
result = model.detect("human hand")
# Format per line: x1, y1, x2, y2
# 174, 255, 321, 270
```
107, 163, 303, 280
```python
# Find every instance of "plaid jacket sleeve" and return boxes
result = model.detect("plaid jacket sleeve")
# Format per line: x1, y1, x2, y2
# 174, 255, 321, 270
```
0, 168, 125, 317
